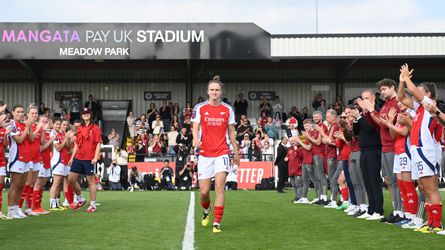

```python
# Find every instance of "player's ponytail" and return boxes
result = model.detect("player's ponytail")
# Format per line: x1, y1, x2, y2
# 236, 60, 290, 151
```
420, 82, 437, 100
208, 75, 223, 88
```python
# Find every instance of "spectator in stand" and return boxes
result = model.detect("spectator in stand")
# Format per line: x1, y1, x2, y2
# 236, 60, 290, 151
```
274, 112, 283, 140
285, 117, 299, 139
128, 166, 143, 192
240, 134, 251, 158
53, 95, 65, 118
254, 118, 266, 138
136, 114, 150, 135
107, 160, 122, 190
159, 100, 171, 132
167, 125, 179, 156
317, 99, 327, 119
151, 114, 164, 136
197, 96, 204, 104
328, 104, 335, 110
84, 94, 99, 121
262, 141, 274, 161
248, 140, 262, 161
259, 96, 272, 116
137, 133, 149, 148
159, 133, 168, 155
312, 92, 322, 110
275, 137, 289, 193
176, 127, 192, 149
146, 102, 158, 129
127, 142, 135, 155
171, 115, 181, 130
127, 111, 137, 139
252, 132, 263, 151
160, 160, 175, 190
260, 112, 268, 126
302, 107, 310, 120
272, 96, 283, 118
234, 93, 248, 123
69, 93, 81, 123
182, 102, 193, 129
264, 116, 276, 139
236, 118, 254, 142
108, 128, 120, 147
135, 139, 146, 162
38, 102, 46, 115
335, 95, 344, 115
262, 134, 274, 147
61, 109, 70, 121
149, 134, 163, 155
172, 103, 181, 118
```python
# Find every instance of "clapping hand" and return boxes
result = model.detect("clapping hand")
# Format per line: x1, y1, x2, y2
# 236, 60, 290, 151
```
400, 63, 414, 82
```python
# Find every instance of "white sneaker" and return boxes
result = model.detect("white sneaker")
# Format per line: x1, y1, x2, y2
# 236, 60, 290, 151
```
0, 212, 13, 220
309, 198, 319, 204
357, 212, 372, 219
16, 208, 27, 218
366, 213, 384, 220
436, 230, 445, 235
130, 187, 134, 192
344, 204, 354, 213
298, 198, 310, 204
401, 217, 424, 229
25, 209, 39, 216
347, 206, 359, 216
324, 201, 338, 208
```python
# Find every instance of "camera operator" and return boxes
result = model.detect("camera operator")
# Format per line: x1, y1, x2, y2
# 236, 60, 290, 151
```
107, 160, 122, 190
160, 160, 175, 190
175, 144, 190, 186
178, 162, 193, 190
128, 166, 143, 192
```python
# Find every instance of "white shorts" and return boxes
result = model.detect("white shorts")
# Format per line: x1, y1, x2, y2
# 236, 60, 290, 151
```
0, 166, 6, 176
8, 161, 32, 174
393, 153, 411, 174
30, 162, 42, 172
52, 163, 70, 177
38, 167, 51, 178
197, 154, 230, 180
410, 147, 440, 180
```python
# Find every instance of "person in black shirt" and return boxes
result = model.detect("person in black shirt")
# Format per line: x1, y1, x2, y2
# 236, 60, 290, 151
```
178, 162, 193, 190
274, 137, 289, 193
248, 140, 262, 161
236, 119, 254, 143
146, 102, 158, 129
234, 93, 248, 124
84, 94, 99, 121
159, 99, 171, 132
352, 90, 384, 220
259, 96, 272, 117
176, 127, 192, 149
160, 160, 175, 190
135, 139, 146, 162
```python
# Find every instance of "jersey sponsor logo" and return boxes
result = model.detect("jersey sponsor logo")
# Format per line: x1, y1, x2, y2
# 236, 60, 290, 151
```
204, 117, 225, 126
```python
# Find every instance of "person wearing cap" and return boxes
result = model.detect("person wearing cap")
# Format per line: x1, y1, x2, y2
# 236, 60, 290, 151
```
240, 133, 251, 158
285, 117, 299, 139
67, 108, 102, 213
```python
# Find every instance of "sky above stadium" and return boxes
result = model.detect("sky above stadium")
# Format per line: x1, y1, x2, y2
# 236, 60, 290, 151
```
1, 0, 444, 34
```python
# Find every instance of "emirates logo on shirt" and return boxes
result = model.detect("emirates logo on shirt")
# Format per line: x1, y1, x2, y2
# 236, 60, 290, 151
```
204, 117, 225, 126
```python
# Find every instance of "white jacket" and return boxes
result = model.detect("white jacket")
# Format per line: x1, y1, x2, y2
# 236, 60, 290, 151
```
107, 164, 121, 183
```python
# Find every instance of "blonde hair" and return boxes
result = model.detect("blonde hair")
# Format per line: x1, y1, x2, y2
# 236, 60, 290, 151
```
208, 75, 223, 88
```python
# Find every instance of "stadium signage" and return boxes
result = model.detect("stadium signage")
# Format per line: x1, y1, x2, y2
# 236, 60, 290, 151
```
144, 91, 172, 101
0, 23, 270, 59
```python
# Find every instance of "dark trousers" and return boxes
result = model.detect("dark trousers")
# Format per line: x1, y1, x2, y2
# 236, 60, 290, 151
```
360, 148, 384, 215
341, 161, 357, 205
277, 166, 288, 191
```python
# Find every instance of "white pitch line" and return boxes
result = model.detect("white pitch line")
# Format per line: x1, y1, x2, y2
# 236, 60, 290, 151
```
182, 192, 195, 250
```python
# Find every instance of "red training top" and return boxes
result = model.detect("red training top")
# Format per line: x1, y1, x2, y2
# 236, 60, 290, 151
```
75, 123, 102, 161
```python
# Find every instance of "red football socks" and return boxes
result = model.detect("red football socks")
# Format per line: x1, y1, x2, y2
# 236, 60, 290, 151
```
65, 185, 74, 204
19, 185, 30, 208
403, 181, 418, 215
397, 180, 408, 213
214, 206, 224, 224
340, 187, 349, 202
430, 203, 443, 228
425, 203, 432, 226
32, 189, 40, 210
